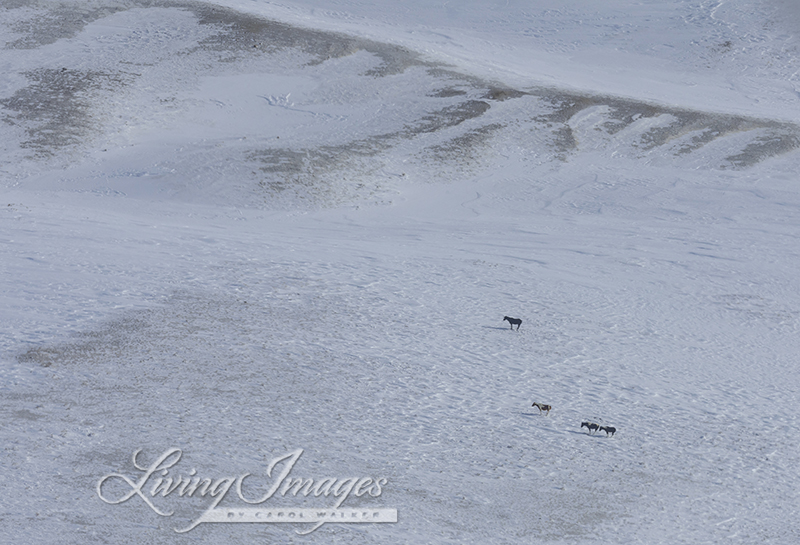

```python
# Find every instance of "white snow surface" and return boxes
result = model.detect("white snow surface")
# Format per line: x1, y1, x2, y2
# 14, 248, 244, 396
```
1, 0, 800, 543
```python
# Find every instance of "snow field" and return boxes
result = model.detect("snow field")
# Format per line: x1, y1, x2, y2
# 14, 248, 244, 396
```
4, 176, 799, 543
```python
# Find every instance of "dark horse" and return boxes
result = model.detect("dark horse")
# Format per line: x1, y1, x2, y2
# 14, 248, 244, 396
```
581, 421, 600, 434
503, 316, 522, 330
599, 426, 616, 436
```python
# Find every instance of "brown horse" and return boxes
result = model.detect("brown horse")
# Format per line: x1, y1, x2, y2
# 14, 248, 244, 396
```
531, 402, 552, 415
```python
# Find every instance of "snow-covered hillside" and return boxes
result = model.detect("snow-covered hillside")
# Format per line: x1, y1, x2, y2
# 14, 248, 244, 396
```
1, 1, 799, 543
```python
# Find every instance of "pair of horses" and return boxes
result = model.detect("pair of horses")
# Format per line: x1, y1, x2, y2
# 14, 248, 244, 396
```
581, 421, 616, 436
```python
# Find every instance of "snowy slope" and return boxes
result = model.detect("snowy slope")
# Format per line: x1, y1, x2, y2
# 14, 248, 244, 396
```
1, 1, 800, 544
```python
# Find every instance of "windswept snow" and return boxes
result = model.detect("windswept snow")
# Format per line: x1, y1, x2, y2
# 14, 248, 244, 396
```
1, 1, 800, 544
